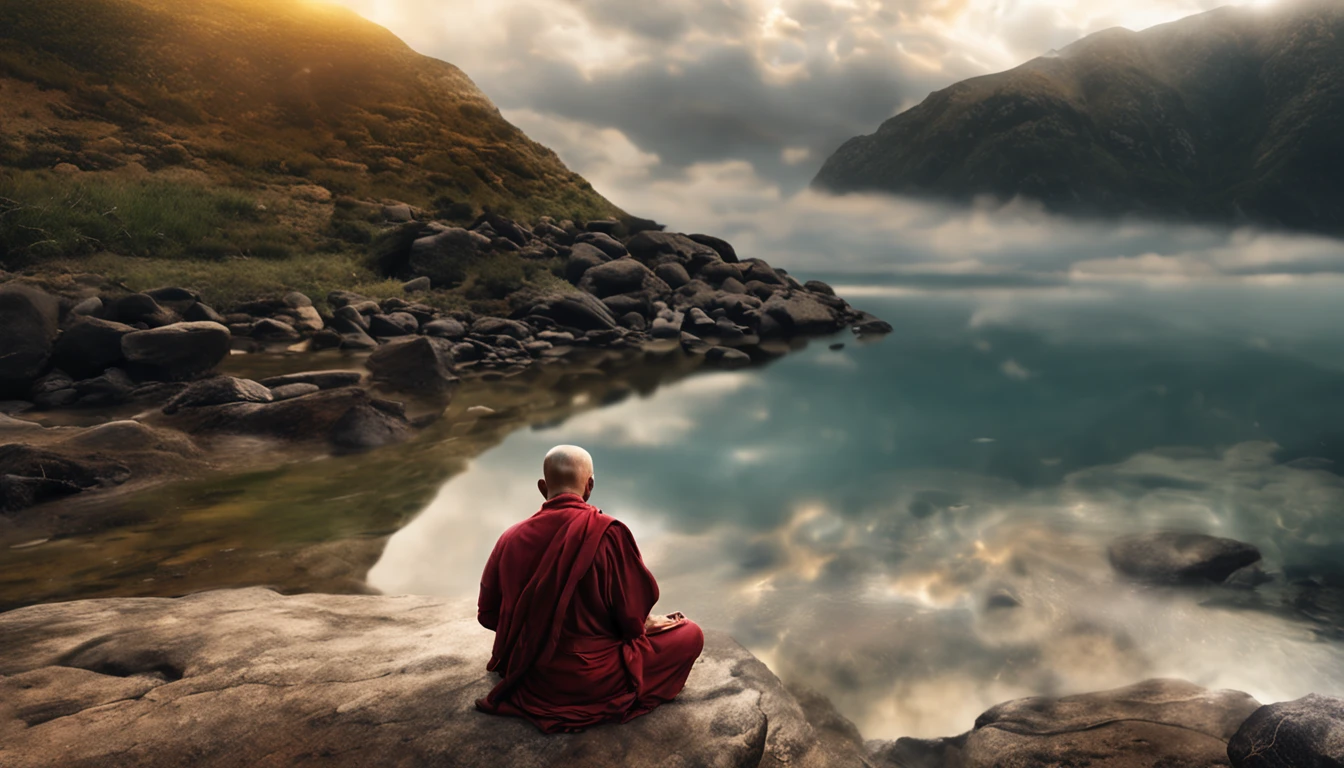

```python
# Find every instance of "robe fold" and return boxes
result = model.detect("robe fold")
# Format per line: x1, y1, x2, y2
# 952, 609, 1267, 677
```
476, 493, 704, 733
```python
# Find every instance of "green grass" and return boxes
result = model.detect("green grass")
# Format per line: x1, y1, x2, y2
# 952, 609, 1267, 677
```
0, 170, 296, 265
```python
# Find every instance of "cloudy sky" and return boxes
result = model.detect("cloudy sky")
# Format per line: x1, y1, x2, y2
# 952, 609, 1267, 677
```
328, 0, 1339, 280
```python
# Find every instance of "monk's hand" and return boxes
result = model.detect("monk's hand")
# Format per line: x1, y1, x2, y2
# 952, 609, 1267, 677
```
644, 612, 686, 634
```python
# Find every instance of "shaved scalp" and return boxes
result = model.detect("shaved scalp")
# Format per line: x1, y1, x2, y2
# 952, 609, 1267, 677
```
542, 445, 595, 498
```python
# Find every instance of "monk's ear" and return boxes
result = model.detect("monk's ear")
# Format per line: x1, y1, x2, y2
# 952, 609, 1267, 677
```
538, 478, 548, 499
583, 475, 594, 501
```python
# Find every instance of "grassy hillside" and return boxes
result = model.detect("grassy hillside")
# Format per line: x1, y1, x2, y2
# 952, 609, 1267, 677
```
0, 0, 622, 300
813, 0, 1344, 235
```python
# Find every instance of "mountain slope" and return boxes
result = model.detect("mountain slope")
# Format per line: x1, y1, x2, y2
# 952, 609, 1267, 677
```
0, 0, 621, 265
813, 0, 1344, 235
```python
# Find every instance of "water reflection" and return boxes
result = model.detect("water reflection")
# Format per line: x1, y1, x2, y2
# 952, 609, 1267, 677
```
370, 277, 1344, 739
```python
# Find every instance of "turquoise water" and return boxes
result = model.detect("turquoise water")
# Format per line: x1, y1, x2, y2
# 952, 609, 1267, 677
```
371, 273, 1344, 738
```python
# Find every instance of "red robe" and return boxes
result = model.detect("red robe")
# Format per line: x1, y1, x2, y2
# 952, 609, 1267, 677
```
476, 493, 704, 733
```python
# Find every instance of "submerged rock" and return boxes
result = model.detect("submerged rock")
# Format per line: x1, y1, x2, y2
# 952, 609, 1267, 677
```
871, 679, 1262, 768
366, 337, 459, 395
1228, 694, 1344, 767
0, 588, 868, 768
1109, 532, 1262, 585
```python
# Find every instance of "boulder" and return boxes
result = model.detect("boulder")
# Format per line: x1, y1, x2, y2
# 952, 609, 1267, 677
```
655, 262, 691, 289
30, 370, 79, 410
0, 444, 131, 494
804, 280, 836, 296
1228, 694, 1344, 767
626, 231, 721, 269
282, 291, 313, 309
526, 292, 620, 332
72, 368, 136, 407
383, 204, 414, 223
574, 232, 629, 259
0, 474, 85, 514
697, 260, 742, 285
687, 233, 739, 263
871, 679, 1262, 768
70, 297, 103, 317
327, 291, 372, 309
1108, 533, 1262, 585
290, 306, 324, 332
162, 377, 274, 415
0, 285, 60, 397
852, 315, 893, 336
258, 371, 364, 390
368, 312, 418, 337
408, 228, 490, 287
579, 258, 670, 299
762, 293, 843, 335
143, 287, 199, 311
158, 387, 409, 448
619, 312, 647, 331
105, 293, 177, 327
0, 588, 868, 768
270, 383, 321, 401
564, 243, 611, 284
251, 318, 301, 341
331, 401, 413, 453
403, 276, 432, 293
584, 218, 621, 234
121, 322, 231, 381
183, 302, 226, 324
422, 318, 468, 340
50, 317, 135, 379
339, 328, 378, 351
470, 317, 531, 340
367, 337, 459, 395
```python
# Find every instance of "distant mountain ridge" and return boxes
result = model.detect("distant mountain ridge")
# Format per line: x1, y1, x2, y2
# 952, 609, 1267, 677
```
0, 0, 620, 223
813, 0, 1344, 235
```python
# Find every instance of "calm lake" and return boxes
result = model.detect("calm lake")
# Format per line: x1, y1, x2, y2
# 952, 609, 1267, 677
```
7, 266, 1344, 740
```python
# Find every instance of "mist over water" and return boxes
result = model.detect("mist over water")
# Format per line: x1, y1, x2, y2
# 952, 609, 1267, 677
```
371, 202, 1344, 739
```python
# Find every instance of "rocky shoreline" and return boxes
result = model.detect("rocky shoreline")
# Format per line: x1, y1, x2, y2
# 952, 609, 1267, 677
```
1, 587, 1340, 767
0, 215, 891, 521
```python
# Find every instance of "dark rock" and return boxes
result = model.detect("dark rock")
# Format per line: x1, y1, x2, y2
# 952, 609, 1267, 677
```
121, 322, 232, 381
697, 260, 742, 285
183, 302, 226, 324
0, 474, 85, 514
619, 312, 647, 331
282, 291, 312, 309
0, 588, 868, 768
331, 402, 413, 453
368, 313, 418, 337
30, 370, 74, 404
269, 383, 321, 401
687, 233, 739, 263
250, 318, 300, 341
563, 243, 611, 284
407, 227, 490, 287
0, 444, 131, 491
163, 377, 274, 415
626, 231, 721, 269
1228, 694, 1344, 767
584, 218, 621, 235
525, 292, 620, 331
745, 280, 780, 300
804, 280, 836, 296
367, 337, 459, 395
739, 259, 785, 285
871, 679, 1261, 768
50, 317, 135, 380
470, 317, 531, 340
681, 332, 711, 355
72, 367, 136, 407
403, 276, 432, 293
852, 315, 893, 336
333, 306, 369, 333
763, 293, 843, 335
70, 297, 103, 317
654, 262, 692, 289
289, 306, 324, 332
383, 204, 414, 223
160, 387, 405, 449
327, 291, 372, 309
579, 258, 670, 299
106, 293, 178, 327
0, 285, 60, 397
422, 318, 468, 340
533, 221, 572, 244
1108, 532, 1262, 585
682, 308, 718, 335
574, 232, 629, 259
339, 328, 378, 351
259, 371, 364, 390
602, 294, 651, 318
309, 329, 342, 350
144, 287, 199, 308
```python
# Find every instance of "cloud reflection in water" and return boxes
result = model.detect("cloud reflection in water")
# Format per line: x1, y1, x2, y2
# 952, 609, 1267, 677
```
370, 279, 1344, 739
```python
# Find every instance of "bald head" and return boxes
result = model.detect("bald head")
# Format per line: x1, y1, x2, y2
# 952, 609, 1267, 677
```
539, 445, 595, 501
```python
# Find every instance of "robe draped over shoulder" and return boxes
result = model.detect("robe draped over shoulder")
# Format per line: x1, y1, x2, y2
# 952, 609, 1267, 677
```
476, 493, 704, 733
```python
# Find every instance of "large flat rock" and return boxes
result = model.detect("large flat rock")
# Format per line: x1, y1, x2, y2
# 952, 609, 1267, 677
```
0, 588, 869, 768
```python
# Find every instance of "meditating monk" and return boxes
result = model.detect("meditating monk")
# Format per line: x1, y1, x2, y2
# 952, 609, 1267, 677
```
476, 444, 704, 733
